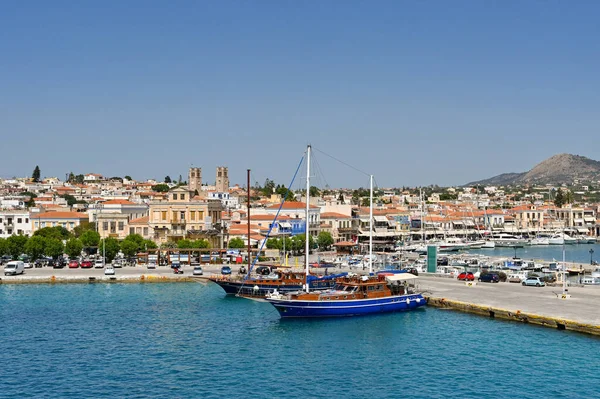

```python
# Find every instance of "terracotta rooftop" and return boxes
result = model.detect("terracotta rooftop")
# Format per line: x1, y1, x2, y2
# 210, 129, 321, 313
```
266, 201, 319, 210
32, 211, 88, 219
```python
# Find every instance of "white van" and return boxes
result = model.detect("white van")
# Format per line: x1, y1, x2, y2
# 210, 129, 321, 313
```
4, 261, 25, 276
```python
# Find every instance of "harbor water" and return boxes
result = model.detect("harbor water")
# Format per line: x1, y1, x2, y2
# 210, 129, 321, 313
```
468, 242, 600, 265
2, 282, 599, 399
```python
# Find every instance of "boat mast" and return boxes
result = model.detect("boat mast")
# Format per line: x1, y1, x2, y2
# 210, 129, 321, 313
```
369, 174, 373, 274
247, 169, 251, 277
562, 243, 567, 295
305, 145, 311, 292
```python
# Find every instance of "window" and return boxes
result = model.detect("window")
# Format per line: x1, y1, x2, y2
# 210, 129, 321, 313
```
25, 218, 29, 223
180, 211, 185, 220
130, 227, 135, 235
161, 211, 167, 220
7, 230, 12, 234
143, 227, 148, 236
118, 222, 124, 231
172, 211, 177, 221
190, 211, 196, 221
172, 194, 177, 200
103, 222, 109, 231
0, 218, 2, 223
17, 218, 22, 223
17, 229, 22, 234
180, 194, 185, 200
41, 222, 46, 227
0, 229, 3, 234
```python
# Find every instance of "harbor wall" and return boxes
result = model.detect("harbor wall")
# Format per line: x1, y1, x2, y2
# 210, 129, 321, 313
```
426, 296, 600, 336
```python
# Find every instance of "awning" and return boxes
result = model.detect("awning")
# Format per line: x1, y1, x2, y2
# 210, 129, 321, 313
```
584, 216, 595, 222
373, 215, 388, 222
577, 227, 589, 233
464, 220, 475, 226
359, 218, 371, 223
385, 274, 418, 282
278, 222, 292, 228
574, 219, 584, 223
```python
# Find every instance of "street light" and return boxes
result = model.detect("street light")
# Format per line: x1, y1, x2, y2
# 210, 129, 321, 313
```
97, 203, 105, 267
590, 248, 595, 265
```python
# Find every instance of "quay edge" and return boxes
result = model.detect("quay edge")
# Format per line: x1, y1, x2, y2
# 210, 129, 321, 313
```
426, 296, 600, 337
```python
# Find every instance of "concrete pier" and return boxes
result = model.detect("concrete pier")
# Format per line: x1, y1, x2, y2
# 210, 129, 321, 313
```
419, 274, 600, 336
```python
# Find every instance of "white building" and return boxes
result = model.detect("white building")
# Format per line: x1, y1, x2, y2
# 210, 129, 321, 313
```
207, 192, 239, 210
0, 210, 33, 238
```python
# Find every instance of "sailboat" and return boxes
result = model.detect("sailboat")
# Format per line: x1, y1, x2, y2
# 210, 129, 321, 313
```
266, 145, 427, 317
207, 167, 344, 299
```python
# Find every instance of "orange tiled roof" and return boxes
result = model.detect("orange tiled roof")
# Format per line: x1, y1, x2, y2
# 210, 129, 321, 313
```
266, 201, 318, 210
102, 199, 136, 205
32, 211, 88, 219
129, 216, 149, 224
321, 212, 352, 219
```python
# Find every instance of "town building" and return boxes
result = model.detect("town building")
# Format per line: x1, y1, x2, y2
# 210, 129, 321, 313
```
148, 187, 224, 246
0, 210, 32, 237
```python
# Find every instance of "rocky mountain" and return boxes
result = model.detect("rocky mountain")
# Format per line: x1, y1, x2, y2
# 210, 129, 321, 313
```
467, 154, 600, 186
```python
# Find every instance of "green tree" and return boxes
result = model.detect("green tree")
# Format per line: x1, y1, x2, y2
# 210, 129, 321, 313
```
34, 226, 71, 240
7, 235, 28, 259
0, 238, 8, 256
80, 230, 100, 248
361, 197, 371, 207
123, 234, 144, 249
554, 189, 565, 208
191, 239, 210, 249
32, 165, 41, 182
65, 238, 83, 258
309, 186, 321, 197
124, 175, 132, 181
177, 239, 194, 249
25, 236, 46, 260
228, 237, 245, 249
72, 222, 95, 237
338, 193, 345, 202
317, 231, 334, 250
160, 241, 177, 249
164, 176, 172, 183
143, 239, 157, 250
68, 172, 75, 183
120, 239, 139, 257
152, 184, 170, 192
99, 238, 120, 262
262, 178, 275, 196
75, 174, 85, 184
44, 238, 65, 259
266, 238, 280, 249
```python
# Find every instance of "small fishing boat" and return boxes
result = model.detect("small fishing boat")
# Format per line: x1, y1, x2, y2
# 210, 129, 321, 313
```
266, 273, 426, 318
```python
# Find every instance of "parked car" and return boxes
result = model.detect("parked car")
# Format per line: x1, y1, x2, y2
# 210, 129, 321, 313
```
94, 258, 104, 268
0, 255, 12, 265
540, 275, 556, 284
4, 261, 25, 276
192, 266, 203, 276
221, 266, 232, 275
147, 261, 157, 269
522, 277, 545, 287
457, 272, 475, 281
68, 260, 80, 268
53, 259, 66, 269
478, 273, 500, 283
81, 260, 93, 269
508, 274, 524, 283
104, 266, 115, 276
34, 259, 45, 268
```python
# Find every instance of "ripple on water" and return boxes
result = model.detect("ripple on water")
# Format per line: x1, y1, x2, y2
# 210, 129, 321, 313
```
1, 283, 599, 399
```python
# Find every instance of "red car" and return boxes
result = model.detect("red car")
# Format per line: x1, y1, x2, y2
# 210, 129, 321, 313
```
81, 260, 93, 269
68, 260, 80, 268
457, 272, 475, 281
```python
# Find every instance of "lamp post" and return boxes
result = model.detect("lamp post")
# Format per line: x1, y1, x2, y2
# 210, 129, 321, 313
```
590, 248, 595, 265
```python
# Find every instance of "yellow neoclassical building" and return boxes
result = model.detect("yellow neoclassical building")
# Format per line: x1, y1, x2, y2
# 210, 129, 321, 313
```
148, 187, 224, 246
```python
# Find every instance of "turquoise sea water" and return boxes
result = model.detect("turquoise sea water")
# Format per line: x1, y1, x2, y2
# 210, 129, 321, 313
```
1, 282, 599, 399
468, 243, 600, 264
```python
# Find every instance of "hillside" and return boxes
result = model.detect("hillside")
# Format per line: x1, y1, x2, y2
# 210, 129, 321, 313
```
467, 154, 600, 186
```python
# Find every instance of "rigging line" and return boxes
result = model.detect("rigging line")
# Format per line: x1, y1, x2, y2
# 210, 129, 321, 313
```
312, 146, 371, 178
312, 153, 330, 190
236, 155, 305, 296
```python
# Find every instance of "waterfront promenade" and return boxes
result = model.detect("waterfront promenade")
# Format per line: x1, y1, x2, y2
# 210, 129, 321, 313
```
420, 274, 600, 335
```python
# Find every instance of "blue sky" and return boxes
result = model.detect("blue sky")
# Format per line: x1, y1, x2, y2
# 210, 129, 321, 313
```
1, 1, 599, 188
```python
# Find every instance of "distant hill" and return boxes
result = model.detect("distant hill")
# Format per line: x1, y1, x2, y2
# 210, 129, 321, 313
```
467, 154, 600, 186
